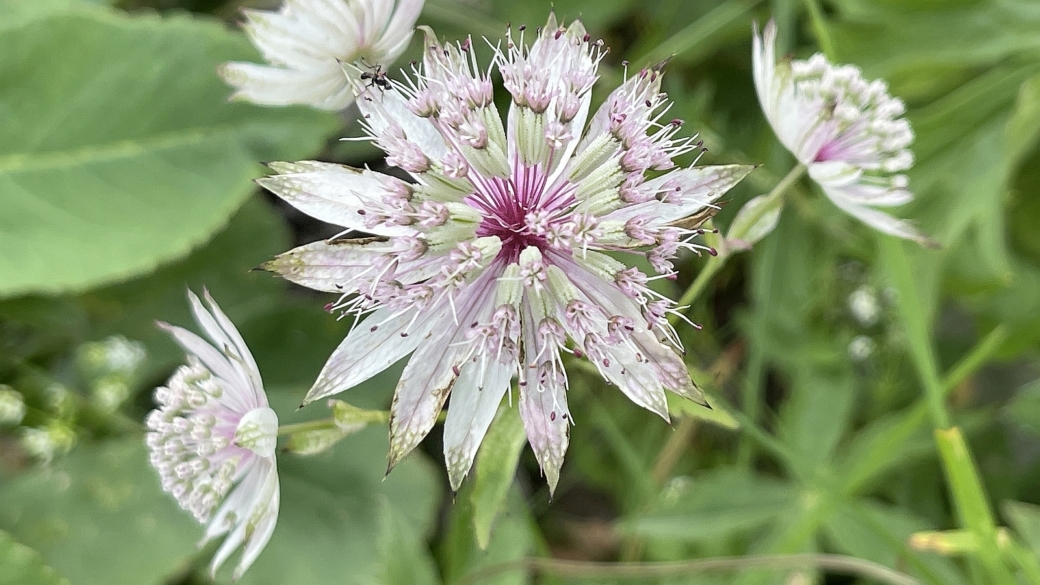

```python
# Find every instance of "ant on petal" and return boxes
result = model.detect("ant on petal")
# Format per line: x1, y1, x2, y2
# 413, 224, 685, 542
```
359, 57, 391, 91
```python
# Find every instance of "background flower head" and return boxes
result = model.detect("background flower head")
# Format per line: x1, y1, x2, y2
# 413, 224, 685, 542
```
260, 15, 752, 493
220, 0, 424, 110
752, 20, 933, 246
146, 291, 279, 580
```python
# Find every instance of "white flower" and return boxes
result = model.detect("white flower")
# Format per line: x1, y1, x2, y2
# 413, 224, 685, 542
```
752, 21, 932, 246
0, 385, 25, 426
220, 0, 424, 110
146, 291, 279, 580
259, 15, 752, 494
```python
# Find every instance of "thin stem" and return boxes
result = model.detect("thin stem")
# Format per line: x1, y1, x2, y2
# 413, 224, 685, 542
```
803, 0, 837, 59
454, 553, 921, 585
277, 417, 338, 437
942, 325, 1008, 391
673, 164, 806, 321
672, 255, 724, 321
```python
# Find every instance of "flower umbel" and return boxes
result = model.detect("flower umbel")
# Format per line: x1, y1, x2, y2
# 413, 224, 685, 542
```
219, 0, 423, 110
146, 291, 279, 580
752, 21, 932, 246
260, 16, 752, 493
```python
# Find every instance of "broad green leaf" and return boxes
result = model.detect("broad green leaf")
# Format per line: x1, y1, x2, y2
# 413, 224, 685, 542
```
76, 198, 292, 383
0, 4, 336, 297
0, 530, 70, 585
624, 469, 795, 542
0, 441, 201, 585
777, 370, 855, 476
471, 405, 527, 550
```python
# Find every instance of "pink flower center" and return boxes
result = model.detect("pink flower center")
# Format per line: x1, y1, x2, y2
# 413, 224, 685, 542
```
467, 163, 576, 261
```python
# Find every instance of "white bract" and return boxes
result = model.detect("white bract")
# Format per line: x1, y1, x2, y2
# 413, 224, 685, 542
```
146, 292, 279, 580
260, 16, 752, 493
753, 21, 931, 245
220, 0, 424, 110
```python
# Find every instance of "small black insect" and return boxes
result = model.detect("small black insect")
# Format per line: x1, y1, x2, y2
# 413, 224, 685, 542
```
359, 57, 391, 91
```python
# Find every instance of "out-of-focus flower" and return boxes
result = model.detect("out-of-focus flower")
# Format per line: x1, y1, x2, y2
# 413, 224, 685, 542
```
220, 0, 424, 110
847, 285, 880, 327
79, 335, 147, 378
0, 385, 25, 426
752, 21, 932, 246
146, 291, 279, 580
92, 377, 130, 412
44, 383, 75, 419
20, 422, 75, 463
848, 335, 875, 361
260, 15, 751, 493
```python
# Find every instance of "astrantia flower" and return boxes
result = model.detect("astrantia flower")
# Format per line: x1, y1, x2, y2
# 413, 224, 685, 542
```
220, 0, 423, 110
146, 291, 279, 579
260, 16, 752, 493
752, 21, 931, 245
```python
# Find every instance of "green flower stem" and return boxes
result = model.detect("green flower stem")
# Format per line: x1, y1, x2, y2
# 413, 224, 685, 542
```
276, 409, 446, 437
672, 163, 806, 320
276, 417, 339, 437
803, 0, 837, 59
454, 553, 921, 585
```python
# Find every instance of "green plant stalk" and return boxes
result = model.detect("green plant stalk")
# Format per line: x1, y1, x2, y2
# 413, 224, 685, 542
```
277, 417, 339, 437
881, 238, 1015, 584
674, 163, 807, 318
802, 0, 836, 59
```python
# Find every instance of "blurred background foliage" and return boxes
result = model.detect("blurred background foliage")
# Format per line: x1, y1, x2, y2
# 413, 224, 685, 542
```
1, 0, 1040, 583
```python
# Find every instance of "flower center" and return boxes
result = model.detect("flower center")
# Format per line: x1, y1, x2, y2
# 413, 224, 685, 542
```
467, 165, 576, 261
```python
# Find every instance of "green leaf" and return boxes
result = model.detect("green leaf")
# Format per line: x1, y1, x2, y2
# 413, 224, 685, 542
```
0, 441, 201, 585
623, 469, 795, 542
1007, 380, 1040, 436
470, 405, 527, 550
0, 530, 70, 585
1003, 501, 1040, 557
378, 500, 440, 585
833, 0, 1040, 87
75, 198, 292, 381
824, 500, 969, 585
442, 486, 536, 585
777, 370, 855, 476
0, 4, 336, 297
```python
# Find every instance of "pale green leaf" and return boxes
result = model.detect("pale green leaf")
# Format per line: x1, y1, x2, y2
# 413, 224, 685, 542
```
0, 441, 201, 585
0, 5, 336, 297
471, 405, 527, 550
